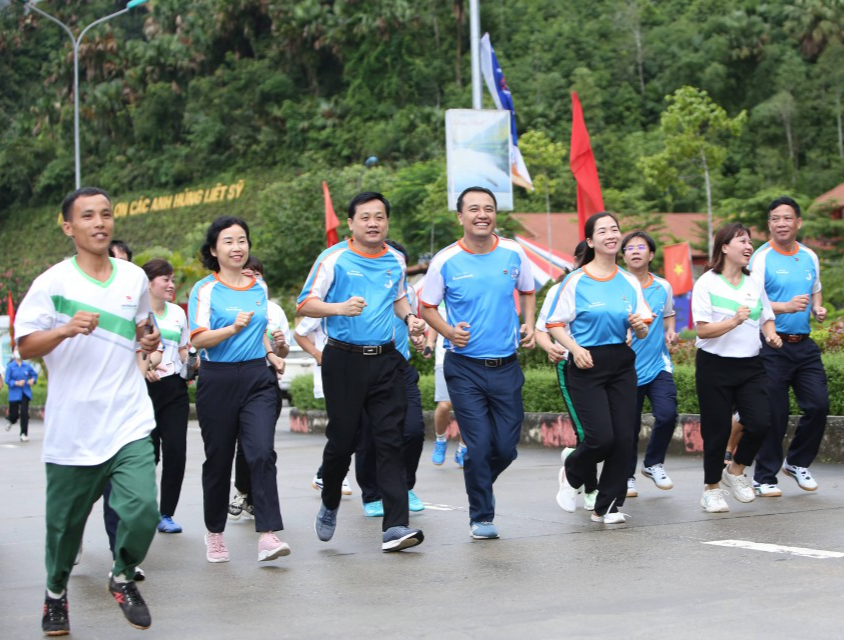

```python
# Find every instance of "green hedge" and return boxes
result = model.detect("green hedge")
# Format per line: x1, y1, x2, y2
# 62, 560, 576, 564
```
288, 353, 844, 416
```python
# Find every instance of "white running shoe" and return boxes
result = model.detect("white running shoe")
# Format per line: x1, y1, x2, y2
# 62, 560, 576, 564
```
591, 511, 629, 524
753, 482, 782, 497
583, 490, 598, 511
626, 478, 638, 498
721, 468, 755, 503
556, 466, 579, 512
641, 463, 673, 490
341, 476, 353, 496
782, 462, 818, 491
700, 488, 730, 513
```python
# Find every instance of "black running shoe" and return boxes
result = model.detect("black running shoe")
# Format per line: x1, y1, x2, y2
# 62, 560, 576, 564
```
242, 499, 255, 519
42, 592, 69, 636
108, 576, 151, 630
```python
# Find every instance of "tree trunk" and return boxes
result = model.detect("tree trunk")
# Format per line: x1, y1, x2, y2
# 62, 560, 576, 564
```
785, 117, 797, 183
837, 91, 843, 159
701, 150, 713, 260
454, 0, 464, 88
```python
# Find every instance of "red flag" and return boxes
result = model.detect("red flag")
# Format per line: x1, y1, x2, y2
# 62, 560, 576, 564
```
323, 181, 340, 248
570, 92, 604, 240
663, 242, 694, 295
7, 292, 15, 349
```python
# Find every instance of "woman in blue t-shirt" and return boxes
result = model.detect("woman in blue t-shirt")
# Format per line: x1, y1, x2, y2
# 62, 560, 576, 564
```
189, 217, 288, 564
545, 212, 650, 523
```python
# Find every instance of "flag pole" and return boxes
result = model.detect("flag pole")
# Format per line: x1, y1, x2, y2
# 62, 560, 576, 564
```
470, 0, 482, 109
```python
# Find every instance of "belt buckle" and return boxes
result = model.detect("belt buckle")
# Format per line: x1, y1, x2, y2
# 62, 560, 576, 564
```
484, 358, 501, 367
362, 345, 380, 356
787, 335, 801, 343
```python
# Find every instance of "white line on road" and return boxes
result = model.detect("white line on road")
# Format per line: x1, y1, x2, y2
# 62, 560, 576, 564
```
423, 503, 457, 511
704, 539, 844, 559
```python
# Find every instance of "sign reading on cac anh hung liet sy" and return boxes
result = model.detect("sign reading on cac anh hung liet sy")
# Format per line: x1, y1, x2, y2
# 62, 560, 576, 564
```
445, 109, 513, 211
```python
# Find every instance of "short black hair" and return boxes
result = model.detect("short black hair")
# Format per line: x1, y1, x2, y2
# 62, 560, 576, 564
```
767, 196, 802, 219
61, 187, 111, 221
384, 239, 409, 262
200, 216, 252, 272
141, 258, 174, 281
456, 186, 497, 213
244, 254, 264, 276
621, 230, 656, 253
347, 192, 391, 219
109, 240, 133, 262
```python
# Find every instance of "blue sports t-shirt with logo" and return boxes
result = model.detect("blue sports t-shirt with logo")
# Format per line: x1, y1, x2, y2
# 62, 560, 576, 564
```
420, 235, 534, 359
545, 266, 652, 348
631, 273, 674, 386
297, 240, 407, 346
189, 274, 269, 363
750, 241, 821, 335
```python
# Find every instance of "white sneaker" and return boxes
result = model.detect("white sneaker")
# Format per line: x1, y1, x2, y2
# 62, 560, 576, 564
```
556, 466, 579, 512
4, 420, 11, 431
700, 488, 730, 513
783, 462, 818, 491
311, 474, 323, 491
626, 478, 638, 498
583, 490, 598, 511
591, 511, 629, 524
341, 476, 353, 496
20, 434, 29, 442
641, 463, 673, 490
753, 482, 782, 497
721, 468, 755, 503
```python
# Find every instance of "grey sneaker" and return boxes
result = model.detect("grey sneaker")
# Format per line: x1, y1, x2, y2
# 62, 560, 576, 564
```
470, 521, 499, 539
315, 503, 338, 542
382, 526, 424, 551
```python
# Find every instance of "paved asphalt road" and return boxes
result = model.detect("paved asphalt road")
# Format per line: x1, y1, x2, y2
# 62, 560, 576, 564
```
2, 415, 843, 639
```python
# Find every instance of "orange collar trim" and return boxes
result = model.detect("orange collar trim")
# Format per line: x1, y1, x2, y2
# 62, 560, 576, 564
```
348, 238, 388, 259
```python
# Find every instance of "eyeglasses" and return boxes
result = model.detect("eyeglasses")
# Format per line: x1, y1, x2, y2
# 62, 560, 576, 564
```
623, 244, 648, 253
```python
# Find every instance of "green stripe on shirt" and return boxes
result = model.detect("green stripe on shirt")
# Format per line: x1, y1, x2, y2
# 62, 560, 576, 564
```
709, 293, 763, 321
50, 295, 137, 341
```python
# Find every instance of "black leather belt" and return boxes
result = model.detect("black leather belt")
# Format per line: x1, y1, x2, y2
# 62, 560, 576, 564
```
776, 333, 809, 343
326, 338, 395, 355
451, 352, 518, 368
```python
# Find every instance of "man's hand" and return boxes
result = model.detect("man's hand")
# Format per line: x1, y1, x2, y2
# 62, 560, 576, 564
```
733, 306, 750, 326
408, 315, 427, 337
339, 296, 366, 317
64, 311, 99, 338
813, 305, 828, 323
267, 353, 285, 377
628, 313, 647, 336
571, 345, 594, 369
449, 322, 471, 348
411, 333, 426, 352
788, 294, 810, 313
27, 378, 36, 386
137, 319, 161, 355
271, 329, 287, 351
664, 329, 678, 346
15, 379, 25, 387
232, 311, 254, 334
519, 324, 535, 349
765, 333, 783, 349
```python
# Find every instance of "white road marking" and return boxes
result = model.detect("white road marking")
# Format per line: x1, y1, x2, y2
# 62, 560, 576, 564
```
704, 539, 844, 559
422, 503, 457, 511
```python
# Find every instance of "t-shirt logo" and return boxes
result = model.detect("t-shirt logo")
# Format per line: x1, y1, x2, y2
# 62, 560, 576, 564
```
509, 267, 520, 280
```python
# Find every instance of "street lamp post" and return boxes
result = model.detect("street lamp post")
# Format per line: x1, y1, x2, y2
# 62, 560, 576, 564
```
23, 0, 148, 189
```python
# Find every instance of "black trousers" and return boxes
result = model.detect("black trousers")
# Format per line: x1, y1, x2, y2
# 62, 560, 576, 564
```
695, 349, 770, 485
234, 382, 283, 496
196, 359, 283, 533
148, 375, 189, 517
560, 344, 637, 516
754, 338, 829, 484
8, 396, 30, 435
321, 344, 408, 531
356, 361, 425, 503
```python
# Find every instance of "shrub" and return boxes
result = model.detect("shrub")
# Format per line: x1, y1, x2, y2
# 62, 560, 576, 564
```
290, 374, 325, 411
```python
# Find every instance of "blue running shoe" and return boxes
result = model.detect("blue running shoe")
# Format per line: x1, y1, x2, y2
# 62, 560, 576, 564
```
315, 503, 338, 541
363, 500, 384, 517
382, 526, 424, 552
470, 521, 499, 539
157, 515, 182, 534
432, 440, 448, 465
454, 444, 467, 468
408, 490, 425, 512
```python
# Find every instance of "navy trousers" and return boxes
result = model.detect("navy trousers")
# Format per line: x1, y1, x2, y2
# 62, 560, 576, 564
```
754, 338, 829, 485
444, 352, 524, 524
629, 370, 678, 477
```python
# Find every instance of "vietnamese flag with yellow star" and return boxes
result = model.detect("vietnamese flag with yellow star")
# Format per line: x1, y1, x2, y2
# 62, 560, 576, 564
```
662, 242, 693, 295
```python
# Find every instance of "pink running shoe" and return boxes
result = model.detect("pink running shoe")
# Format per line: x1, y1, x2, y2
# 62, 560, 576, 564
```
204, 532, 229, 563
257, 532, 291, 562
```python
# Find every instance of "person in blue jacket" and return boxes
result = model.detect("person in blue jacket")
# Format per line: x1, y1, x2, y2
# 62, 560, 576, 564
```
4, 349, 38, 442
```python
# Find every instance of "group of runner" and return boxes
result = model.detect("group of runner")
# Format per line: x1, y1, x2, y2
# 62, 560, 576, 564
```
12, 186, 827, 636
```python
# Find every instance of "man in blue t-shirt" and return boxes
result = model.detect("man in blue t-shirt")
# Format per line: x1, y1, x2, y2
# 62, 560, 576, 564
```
749, 196, 829, 496
421, 186, 536, 541
298, 192, 427, 553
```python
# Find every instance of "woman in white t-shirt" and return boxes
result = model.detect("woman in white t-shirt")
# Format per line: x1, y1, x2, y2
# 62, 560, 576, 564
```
692, 223, 782, 513
140, 259, 190, 534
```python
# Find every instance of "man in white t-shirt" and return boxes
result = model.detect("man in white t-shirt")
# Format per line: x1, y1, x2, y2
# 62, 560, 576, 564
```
15, 187, 161, 635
